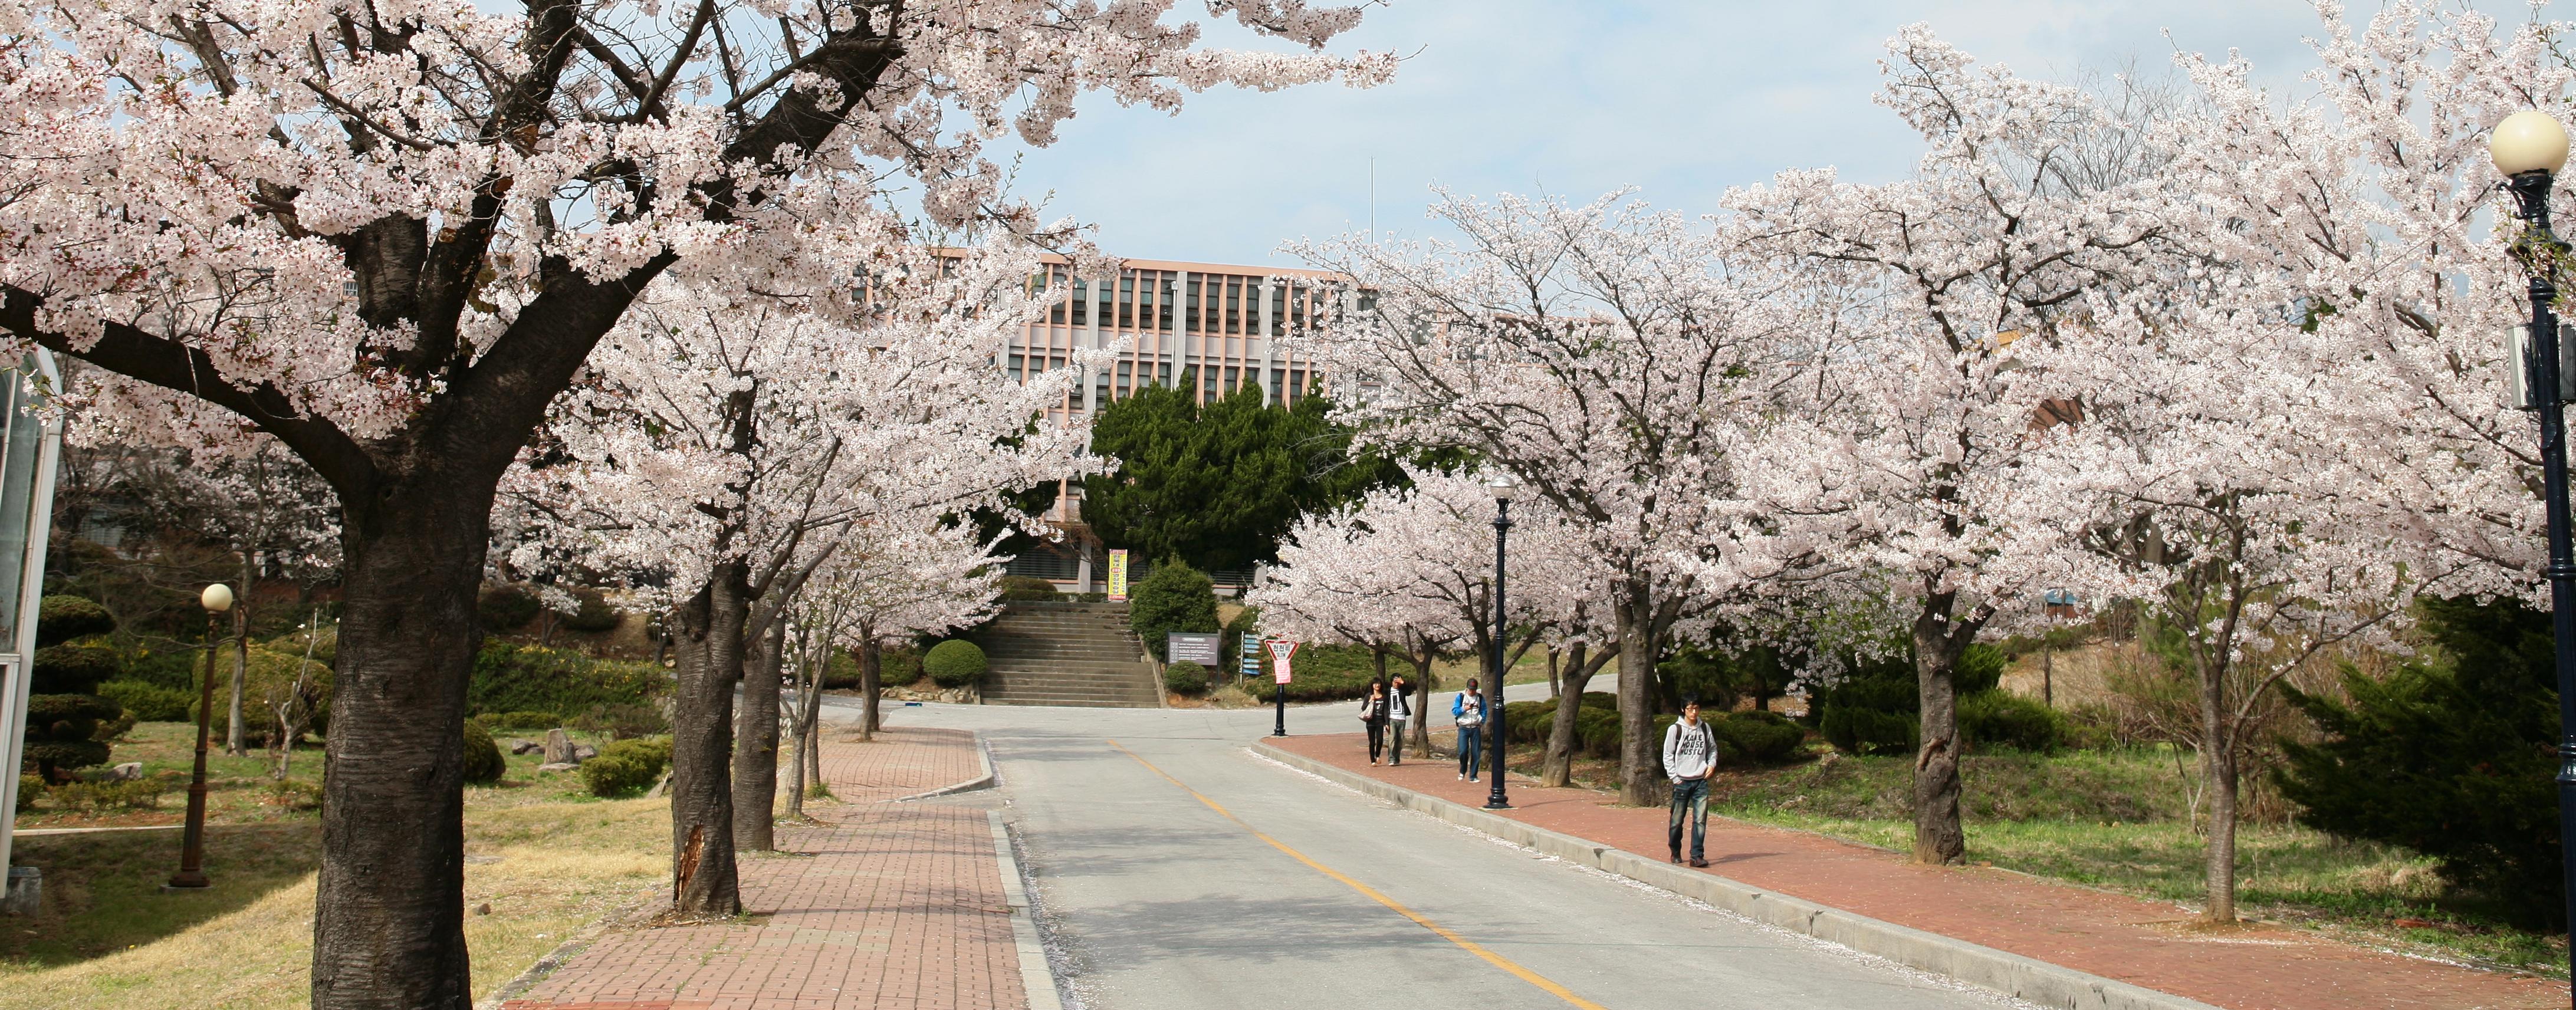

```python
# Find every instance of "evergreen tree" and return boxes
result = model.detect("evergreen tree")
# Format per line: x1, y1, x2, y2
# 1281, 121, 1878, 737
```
2277, 597, 2561, 926
1082, 375, 1399, 572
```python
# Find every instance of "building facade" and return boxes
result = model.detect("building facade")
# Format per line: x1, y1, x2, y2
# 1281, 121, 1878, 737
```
1007, 256, 1348, 589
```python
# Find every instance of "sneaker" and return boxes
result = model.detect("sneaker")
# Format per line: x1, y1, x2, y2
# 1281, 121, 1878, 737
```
1457, 772, 1464, 779
1688, 858, 1709, 868
1669, 853, 1683, 865
1467, 776, 1477, 782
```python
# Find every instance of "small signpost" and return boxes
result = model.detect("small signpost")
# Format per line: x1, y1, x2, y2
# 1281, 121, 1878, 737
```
1167, 631, 1220, 667
1265, 639, 1298, 737
1106, 550, 1129, 601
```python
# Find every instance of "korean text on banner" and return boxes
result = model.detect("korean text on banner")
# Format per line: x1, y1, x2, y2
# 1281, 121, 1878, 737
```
1266, 639, 1299, 685
1107, 550, 1129, 602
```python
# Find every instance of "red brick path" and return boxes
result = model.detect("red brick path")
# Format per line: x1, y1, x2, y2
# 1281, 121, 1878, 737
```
1274, 732, 2566, 1010
504, 727, 1022, 1010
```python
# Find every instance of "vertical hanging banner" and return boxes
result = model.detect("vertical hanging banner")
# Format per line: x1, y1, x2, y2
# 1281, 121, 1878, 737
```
1267, 639, 1299, 684
1107, 550, 1129, 601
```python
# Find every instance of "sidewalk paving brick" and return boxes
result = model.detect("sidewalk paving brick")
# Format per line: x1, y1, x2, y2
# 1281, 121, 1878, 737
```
1275, 732, 2567, 1010
504, 726, 1022, 1010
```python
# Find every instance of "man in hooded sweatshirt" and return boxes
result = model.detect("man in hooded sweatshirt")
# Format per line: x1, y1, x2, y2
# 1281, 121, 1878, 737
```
1662, 697, 1720, 867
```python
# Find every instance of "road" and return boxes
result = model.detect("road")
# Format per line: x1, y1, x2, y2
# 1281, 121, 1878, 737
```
823, 696, 2030, 1010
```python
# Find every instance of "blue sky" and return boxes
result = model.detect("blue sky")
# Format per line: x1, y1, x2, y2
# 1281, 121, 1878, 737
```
989, 1, 2371, 268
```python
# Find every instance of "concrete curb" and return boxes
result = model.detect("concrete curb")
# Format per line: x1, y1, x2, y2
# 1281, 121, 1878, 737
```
895, 735, 998, 802
987, 810, 1064, 1010
1253, 739, 2225, 1010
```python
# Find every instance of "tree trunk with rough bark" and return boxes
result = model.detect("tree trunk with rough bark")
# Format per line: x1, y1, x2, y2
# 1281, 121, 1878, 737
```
2200, 654, 2239, 922
668, 564, 748, 917
1614, 589, 1662, 806
1910, 588, 1974, 866
858, 637, 882, 741
1408, 649, 1437, 755
732, 618, 785, 853
226, 551, 251, 756
1542, 641, 1593, 788
309, 477, 494, 1009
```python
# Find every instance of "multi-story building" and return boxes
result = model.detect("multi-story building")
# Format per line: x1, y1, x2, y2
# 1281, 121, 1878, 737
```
1006, 255, 1349, 590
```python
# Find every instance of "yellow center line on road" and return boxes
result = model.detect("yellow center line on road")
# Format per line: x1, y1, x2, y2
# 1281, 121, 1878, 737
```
1108, 739, 1609, 1010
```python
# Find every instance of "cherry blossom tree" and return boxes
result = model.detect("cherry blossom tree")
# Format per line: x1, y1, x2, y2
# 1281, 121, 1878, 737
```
1252, 467, 1608, 756
504, 243, 1093, 912
0, 0, 1386, 991
801, 515, 1006, 745
1294, 191, 1832, 805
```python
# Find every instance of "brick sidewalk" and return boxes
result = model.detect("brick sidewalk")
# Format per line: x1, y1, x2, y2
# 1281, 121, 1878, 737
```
503, 726, 1023, 1010
1274, 732, 2565, 1010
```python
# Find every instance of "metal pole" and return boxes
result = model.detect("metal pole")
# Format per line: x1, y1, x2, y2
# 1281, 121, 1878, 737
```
168, 610, 220, 890
1485, 497, 1513, 811
2512, 167, 2576, 991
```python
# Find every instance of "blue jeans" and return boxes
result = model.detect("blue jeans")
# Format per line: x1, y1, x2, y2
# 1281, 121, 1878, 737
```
1457, 725, 1483, 779
1668, 777, 1710, 860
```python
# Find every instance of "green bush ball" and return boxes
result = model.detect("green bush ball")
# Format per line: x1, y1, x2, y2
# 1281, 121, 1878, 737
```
98, 680, 193, 722
923, 640, 987, 689
461, 721, 506, 785
582, 735, 673, 797
1162, 662, 1210, 695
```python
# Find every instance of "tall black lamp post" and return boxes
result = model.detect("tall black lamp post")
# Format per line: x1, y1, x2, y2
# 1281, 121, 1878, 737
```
168, 583, 233, 890
2494, 108, 2576, 993
1484, 473, 1517, 811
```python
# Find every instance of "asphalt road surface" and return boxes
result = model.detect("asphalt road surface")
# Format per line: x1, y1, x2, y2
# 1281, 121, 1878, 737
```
827, 696, 2032, 1010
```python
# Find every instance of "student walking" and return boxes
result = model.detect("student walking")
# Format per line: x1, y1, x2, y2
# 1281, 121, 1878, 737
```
1454, 681, 1487, 781
1385, 675, 1414, 765
1662, 698, 1720, 867
1358, 681, 1391, 765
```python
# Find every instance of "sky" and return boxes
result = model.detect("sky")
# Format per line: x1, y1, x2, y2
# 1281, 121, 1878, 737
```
986, 1, 2370, 269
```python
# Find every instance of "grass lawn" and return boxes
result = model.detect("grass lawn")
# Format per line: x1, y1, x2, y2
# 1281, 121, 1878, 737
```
1476, 736, 2568, 978
2, 722, 667, 1008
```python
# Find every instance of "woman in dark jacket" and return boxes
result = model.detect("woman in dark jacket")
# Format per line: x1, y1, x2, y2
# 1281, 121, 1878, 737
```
1357, 680, 1391, 765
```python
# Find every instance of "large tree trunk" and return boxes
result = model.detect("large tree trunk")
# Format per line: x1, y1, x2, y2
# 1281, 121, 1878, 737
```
731, 618, 785, 853
2200, 657, 2239, 923
1542, 641, 1594, 788
858, 639, 882, 741
1911, 592, 1969, 866
1409, 649, 1436, 755
310, 481, 491, 1009
667, 563, 748, 918
1614, 587, 1661, 807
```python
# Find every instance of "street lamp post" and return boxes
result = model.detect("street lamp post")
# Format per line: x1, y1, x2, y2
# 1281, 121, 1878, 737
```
167, 583, 234, 890
2493, 108, 2576, 994
1484, 473, 1516, 811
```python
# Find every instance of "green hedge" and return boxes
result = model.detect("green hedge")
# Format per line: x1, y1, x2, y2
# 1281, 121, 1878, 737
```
1959, 689, 2065, 754
999, 575, 1064, 601
462, 722, 505, 785
468, 641, 668, 717
99, 680, 192, 722
1129, 560, 1218, 662
1163, 661, 1210, 695
474, 710, 561, 731
1241, 643, 1380, 703
559, 588, 623, 632
924, 640, 987, 689
479, 584, 541, 631
583, 735, 673, 797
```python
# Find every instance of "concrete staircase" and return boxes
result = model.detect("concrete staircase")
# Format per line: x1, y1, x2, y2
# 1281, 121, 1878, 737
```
972, 601, 1161, 708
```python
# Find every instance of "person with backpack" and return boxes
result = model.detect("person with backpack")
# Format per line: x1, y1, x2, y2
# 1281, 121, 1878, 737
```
1453, 680, 1487, 782
1385, 674, 1414, 765
1357, 680, 1391, 765
1662, 696, 1720, 867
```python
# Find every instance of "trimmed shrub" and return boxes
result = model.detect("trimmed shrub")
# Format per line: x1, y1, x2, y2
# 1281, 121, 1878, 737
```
998, 575, 1064, 601
582, 735, 673, 797
461, 721, 505, 784
478, 583, 541, 630
924, 640, 987, 689
45, 778, 165, 812
1163, 661, 1210, 695
1501, 699, 1559, 745
1715, 710, 1807, 764
1128, 559, 1218, 662
14, 775, 39, 813
559, 588, 623, 633
567, 702, 669, 740
1241, 643, 1380, 703
92, 708, 136, 743
881, 646, 923, 687
468, 641, 668, 718
99, 680, 192, 722
1959, 690, 2066, 753
475, 710, 561, 731
117, 647, 201, 691
193, 646, 336, 741
32, 641, 120, 695
35, 596, 114, 649
24, 739, 109, 776
1573, 706, 1622, 758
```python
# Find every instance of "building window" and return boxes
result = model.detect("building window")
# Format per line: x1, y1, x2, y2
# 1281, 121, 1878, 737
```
1156, 360, 1172, 386
1072, 282, 1089, 327
1157, 278, 1176, 330
1115, 360, 1133, 396
1223, 366, 1239, 392
1007, 353, 1026, 381
1118, 275, 1135, 329
1224, 280, 1242, 335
